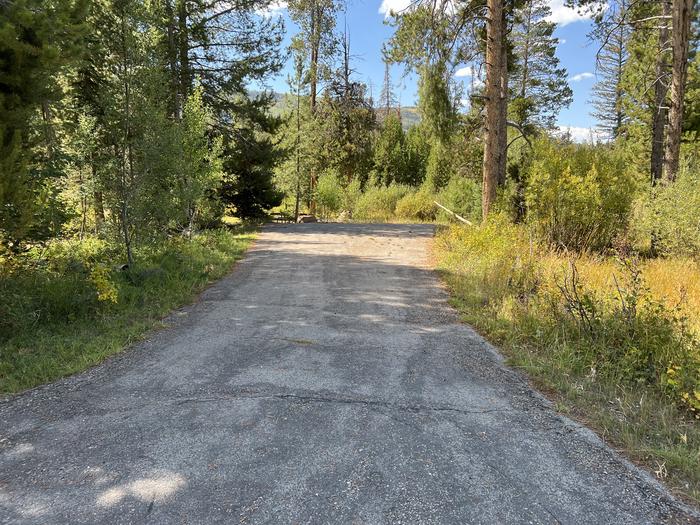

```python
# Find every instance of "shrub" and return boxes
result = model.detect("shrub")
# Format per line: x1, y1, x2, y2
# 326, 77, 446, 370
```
525, 139, 636, 251
648, 163, 700, 258
316, 172, 343, 219
342, 178, 362, 218
395, 190, 437, 221
437, 215, 541, 304
353, 183, 411, 222
436, 176, 482, 223
436, 221, 700, 415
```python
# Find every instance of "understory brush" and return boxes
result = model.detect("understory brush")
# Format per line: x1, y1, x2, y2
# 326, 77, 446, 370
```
352, 183, 412, 222
0, 227, 254, 393
435, 218, 700, 503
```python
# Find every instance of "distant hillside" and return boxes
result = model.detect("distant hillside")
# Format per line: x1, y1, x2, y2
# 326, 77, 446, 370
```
257, 90, 421, 130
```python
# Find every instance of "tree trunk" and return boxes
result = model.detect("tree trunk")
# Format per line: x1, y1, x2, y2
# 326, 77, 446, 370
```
165, 0, 180, 119
295, 81, 301, 222
177, 0, 190, 106
650, 0, 670, 185
91, 151, 105, 233
93, 191, 105, 233
482, 0, 506, 220
662, 0, 693, 182
120, 12, 134, 267
497, 36, 508, 187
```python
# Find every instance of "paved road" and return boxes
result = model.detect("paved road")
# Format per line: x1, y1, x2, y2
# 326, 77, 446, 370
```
1, 223, 698, 524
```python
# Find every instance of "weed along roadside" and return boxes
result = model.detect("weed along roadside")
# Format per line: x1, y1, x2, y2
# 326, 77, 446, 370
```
0, 227, 256, 395
433, 218, 700, 505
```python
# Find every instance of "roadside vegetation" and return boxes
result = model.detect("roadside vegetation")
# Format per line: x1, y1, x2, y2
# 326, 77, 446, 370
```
0, 227, 254, 394
436, 217, 700, 504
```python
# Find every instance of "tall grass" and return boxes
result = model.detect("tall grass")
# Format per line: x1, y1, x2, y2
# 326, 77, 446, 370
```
0, 227, 254, 394
435, 217, 700, 504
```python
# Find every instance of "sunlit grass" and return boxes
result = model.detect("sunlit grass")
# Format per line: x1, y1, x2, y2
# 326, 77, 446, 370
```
435, 220, 700, 505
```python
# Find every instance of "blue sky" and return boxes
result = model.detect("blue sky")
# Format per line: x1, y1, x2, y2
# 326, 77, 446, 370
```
262, 0, 602, 140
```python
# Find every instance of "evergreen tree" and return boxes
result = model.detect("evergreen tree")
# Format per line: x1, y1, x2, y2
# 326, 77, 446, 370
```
0, 0, 87, 249
510, 0, 573, 131
403, 124, 431, 186
220, 122, 284, 219
589, 0, 630, 140
316, 32, 376, 184
373, 114, 405, 185
219, 98, 285, 219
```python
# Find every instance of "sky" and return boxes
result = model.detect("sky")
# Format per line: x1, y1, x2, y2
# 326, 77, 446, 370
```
261, 0, 604, 141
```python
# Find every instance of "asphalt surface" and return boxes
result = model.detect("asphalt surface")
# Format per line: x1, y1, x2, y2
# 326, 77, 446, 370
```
1, 223, 698, 524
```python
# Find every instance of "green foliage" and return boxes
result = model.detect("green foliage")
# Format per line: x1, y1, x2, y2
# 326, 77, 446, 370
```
0, 228, 254, 393
525, 139, 636, 251
634, 162, 700, 258
395, 190, 437, 221
424, 140, 453, 190
316, 171, 343, 219
373, 113, 406, 185
342, 178, 363, 217
403, 124, 431, 186
177, 87, 225, 230
0, 0, 87, 249
352, 183, 411, 222
436, 176, 482, 223
316, 79, 375, 183
417, 63, 456, 143
221, 97, 285, 219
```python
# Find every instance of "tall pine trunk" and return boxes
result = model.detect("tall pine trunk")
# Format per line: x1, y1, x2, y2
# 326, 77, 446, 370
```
662, 0, 693, 182
650, 0, 670, 185
482, 0, 506, 219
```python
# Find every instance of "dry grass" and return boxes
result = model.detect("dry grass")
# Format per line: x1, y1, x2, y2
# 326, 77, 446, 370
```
434, 220, 700, 506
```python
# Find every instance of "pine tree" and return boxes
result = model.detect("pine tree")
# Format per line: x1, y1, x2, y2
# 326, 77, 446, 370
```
511, 0, 573, 131
0, 0, 87, 249
316, 31, 376, 184
589, 0, 630, 140
373, 114, 405, 185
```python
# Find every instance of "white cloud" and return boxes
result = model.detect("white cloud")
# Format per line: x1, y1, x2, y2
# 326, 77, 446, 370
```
557, 126, 608, 143
379, 0, 412, 17
559, 38, 567, 44
257, 0, 287, 17
455, 65, 484, 89
569, 72, 594, 82
455, 66, 474, 78
546, 0, 603, 26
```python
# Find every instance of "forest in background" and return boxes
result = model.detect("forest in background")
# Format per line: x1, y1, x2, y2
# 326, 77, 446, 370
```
1, 0, 700, 504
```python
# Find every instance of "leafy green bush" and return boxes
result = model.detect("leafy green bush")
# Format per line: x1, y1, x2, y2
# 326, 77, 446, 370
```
436, 176, 482, 223
647, 163, 700, 258
353, 183, 411, 222
0, 228, 254, 392
395, 190, 437, 221
525, 139, 636, 251
438, 215, 541, 304
316, 172, 343, 219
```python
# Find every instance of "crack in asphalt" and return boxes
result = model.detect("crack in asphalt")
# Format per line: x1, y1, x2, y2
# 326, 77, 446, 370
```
172, 390, 513, 417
